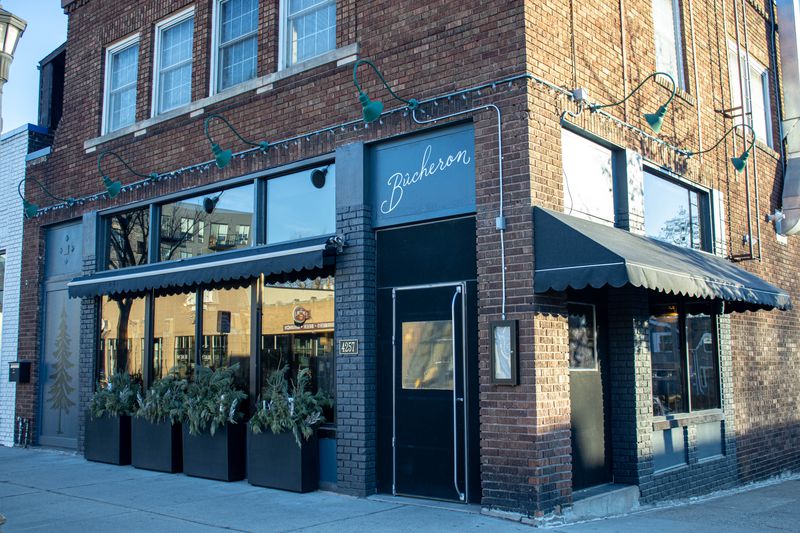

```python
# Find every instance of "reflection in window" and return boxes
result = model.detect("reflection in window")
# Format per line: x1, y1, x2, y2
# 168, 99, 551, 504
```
402, 320, 453, 390
99, 295, 146, 383
653, 0, 685, 89
285, 0, 336, 66
261, 276, 334, 422
217, 0, 259, 91
155, 11, 194, 114
153, 291, 197, 379
267, 166, 335, 244
687, 305, 719, 411
561, 129, 615, 225
202, 285, 251, 388
568, 303, 597, 370
644, 173, 708, 251
650, 305, 683, 415
159, 183, 254, 261
107, 208, 150, 270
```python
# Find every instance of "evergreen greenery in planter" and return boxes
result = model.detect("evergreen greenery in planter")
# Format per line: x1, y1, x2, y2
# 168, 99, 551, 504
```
85, 372, 140, 465
132, 374, 187, 473
248, 366, 329, 492
181, 364, 248, 481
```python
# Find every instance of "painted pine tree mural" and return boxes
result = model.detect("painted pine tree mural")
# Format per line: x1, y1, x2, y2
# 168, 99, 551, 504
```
47, 305, 76, 434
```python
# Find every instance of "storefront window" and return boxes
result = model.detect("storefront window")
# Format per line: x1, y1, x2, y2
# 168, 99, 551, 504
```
153, 291, 197, 379
644, 172, 709, 251
650, 302, 719, 416
159, 183, 254, 261
267, 166, 335, 244
261, 276, 334, 422
202, 285, 251, 388
107, 207, 150, 269
99, 294, 146, 383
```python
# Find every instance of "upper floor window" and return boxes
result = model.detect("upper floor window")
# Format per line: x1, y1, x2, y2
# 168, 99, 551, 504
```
728, 42, 773, 148
154, 9, 195, 115
103, 35, 139, 133
561, 128, 615, 226
643, 171, 710, 251
215, 0, 259, 92
282, 0, 336, 68
652, 0, 686, 89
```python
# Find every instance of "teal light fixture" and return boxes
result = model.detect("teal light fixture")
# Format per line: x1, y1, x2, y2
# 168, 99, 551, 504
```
17, 178, 75, 219
590, 72, 676, 134
203, 114, 269, 169
353, 59, 419, 123
683, 124, 756, 174
97, 150, 158, 199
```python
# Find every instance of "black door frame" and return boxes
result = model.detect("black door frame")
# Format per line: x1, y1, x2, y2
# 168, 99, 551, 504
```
392, 281, 469, 502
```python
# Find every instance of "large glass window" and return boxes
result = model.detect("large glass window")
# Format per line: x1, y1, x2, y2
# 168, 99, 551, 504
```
104, 37, 139, 133
202, 285, 251, 388
561, 129, 615, 226
644, 172, 709, 251
266, 166, 335, 244
154, 10, 194, 114
728, 43, 773, 147
216, 0, 259, 92
283, 0, 336, 67
652, 0, 685, 89
99, 295, 146, 383
159, 183, 254, 261
107, 207, 150, 270
650, 301, 719, 416
261, 276, 334, 422
152, 291, 197, 379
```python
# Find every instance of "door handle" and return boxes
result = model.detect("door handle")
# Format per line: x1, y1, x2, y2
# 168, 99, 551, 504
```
451, 286, 466, 502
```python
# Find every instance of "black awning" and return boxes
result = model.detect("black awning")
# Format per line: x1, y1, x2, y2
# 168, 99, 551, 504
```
68, 237, 335, 298
533, 207, 792, 312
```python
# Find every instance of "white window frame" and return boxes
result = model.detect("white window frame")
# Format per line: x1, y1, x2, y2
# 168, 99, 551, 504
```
151, 7, 195, 117
278, 0, 337, 71
727, 41, 774, 148
653, 0, 686, 90
210, 0, 259, 96
101, 34, 140, 135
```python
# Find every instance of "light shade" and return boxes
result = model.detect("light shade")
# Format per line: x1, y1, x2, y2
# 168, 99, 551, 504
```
359, 92, 384, 123
731, 150, 750, 173
211, 143, 233, 169
643, 105, 668, 133
102, 175, 122, 199
203, 195, 219, 214
22, 199, 38, 219
310, 167, 328, 189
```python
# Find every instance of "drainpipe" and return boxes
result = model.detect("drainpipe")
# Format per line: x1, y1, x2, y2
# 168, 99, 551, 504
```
777, 0, 800, 235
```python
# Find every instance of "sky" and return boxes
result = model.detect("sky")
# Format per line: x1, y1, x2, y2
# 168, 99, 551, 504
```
1, 1, 67, 134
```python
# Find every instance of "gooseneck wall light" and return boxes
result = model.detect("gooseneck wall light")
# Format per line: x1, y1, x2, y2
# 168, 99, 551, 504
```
97, 150, 159, 199
18, 177, 75, 219
683, 124, 756, 173
353, 59, 419, 123
589, 72, 677, 133
204, 114, 270, 169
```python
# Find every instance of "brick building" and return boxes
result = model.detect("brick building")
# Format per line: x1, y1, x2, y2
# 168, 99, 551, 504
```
13, 0, 800, 519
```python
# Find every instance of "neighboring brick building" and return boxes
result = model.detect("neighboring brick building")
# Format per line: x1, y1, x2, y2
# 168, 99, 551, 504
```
14, 0, 800, 520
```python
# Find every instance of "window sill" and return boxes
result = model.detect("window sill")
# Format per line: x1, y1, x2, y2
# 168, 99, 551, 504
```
84, 43, 360, 152
652, 409, 724, 431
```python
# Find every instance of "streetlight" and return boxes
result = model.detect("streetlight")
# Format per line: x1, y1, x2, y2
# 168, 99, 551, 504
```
0, 4, 27, 133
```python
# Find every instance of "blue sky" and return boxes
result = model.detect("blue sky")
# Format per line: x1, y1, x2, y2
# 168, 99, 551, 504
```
1, 1, 67, 133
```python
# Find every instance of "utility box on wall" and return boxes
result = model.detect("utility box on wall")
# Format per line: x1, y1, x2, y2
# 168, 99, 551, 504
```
8, 361, 31, 383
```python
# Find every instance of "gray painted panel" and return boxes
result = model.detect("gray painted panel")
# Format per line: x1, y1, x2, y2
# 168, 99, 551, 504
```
696, 421, 724, 460
44, 223, 82, 279
370, 125, 475, 228
652, 427, 687, 472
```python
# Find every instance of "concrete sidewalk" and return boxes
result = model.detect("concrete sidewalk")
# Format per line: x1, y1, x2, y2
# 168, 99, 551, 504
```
0, 446, 797, 532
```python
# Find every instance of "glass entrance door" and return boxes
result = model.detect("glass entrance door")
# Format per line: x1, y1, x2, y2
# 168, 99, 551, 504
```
393, 284, 466, 501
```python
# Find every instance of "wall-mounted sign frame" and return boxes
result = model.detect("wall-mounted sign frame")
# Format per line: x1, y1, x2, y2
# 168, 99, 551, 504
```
490, 319, 518, 385
339, 339, 359, 355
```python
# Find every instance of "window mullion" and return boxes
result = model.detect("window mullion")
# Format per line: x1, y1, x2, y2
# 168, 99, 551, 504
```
219, 28, 258, 49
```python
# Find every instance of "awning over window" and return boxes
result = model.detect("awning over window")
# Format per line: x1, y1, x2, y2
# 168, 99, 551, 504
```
68, 238, 335, 298
533, 207, 792, 312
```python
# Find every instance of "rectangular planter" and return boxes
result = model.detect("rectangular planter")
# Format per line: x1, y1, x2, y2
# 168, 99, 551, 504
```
182, 423, 246, 481
247, 430, 318, 492
131, 418, 182, 473
84, 413, 131, 465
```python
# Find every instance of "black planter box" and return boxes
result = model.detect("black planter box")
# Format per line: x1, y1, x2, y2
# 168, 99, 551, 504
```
247, 430, 318, 492
182, 423, 246, 481
84, 413, 131, 465
131, 418, 182, 473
